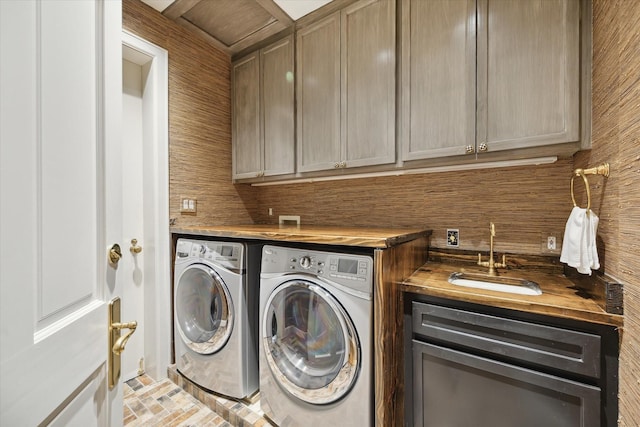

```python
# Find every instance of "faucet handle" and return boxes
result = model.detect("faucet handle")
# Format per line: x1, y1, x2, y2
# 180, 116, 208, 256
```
477, 253, 490, 267
490, 222, 495, 237
494, 254, 507, 269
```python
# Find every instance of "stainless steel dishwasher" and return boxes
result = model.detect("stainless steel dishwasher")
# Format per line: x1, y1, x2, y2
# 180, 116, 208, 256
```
406, 296, 619, 427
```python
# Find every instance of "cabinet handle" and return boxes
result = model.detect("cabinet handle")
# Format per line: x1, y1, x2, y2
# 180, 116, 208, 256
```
478, 143, 488, 152
334, 163, 340, 168
465, 145, 475, 154
340, 161, 347, 168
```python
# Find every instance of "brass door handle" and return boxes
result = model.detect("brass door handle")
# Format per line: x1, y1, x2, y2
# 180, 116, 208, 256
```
130, 238, 142, 254
109, 243, 122, 266
111, 321, 138, 355
108, 297, 138, 388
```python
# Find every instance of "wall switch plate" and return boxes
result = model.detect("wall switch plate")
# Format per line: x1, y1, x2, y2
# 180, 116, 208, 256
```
180, 198, 197, 214
447, 229, 459, 247
547, 236, 556, 250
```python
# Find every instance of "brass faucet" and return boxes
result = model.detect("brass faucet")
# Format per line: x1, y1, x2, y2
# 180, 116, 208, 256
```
477, 222, 507, 276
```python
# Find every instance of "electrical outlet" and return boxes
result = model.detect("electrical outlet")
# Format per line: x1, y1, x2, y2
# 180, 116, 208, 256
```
447, 229, 459, 247
541, 232, 560, 253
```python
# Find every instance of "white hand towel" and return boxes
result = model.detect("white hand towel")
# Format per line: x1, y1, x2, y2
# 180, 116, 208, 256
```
587, 210, 600, 271
560, 206, 600, 275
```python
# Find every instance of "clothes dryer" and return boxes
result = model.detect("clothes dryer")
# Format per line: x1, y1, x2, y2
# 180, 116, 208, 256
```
259, 245, 373, 426
174, 238, 259, 399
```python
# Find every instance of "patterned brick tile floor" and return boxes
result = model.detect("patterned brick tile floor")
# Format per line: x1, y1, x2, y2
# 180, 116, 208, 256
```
124, 370, 273, 427
124, 375, 231, 426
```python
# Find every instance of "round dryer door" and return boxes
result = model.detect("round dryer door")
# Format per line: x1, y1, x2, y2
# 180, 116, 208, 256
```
175, 264, 234, 355
263, 279, 360, 405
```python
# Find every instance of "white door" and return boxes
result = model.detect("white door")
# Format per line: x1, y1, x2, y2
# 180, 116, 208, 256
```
120, 33, 170, 383
1, 1, 124, 426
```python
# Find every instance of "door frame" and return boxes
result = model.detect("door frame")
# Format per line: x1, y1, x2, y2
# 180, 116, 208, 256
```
121, 31, 171, 382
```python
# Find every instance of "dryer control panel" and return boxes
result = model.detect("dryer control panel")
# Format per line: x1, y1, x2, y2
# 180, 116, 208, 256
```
261, 245, 373, 293
176, 239, 244, 272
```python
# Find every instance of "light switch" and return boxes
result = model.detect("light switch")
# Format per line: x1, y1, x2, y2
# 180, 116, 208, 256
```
180, 198, 197, 214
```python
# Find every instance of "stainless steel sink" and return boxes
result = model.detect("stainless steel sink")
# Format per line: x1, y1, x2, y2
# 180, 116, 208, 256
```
448, 272, 542, 296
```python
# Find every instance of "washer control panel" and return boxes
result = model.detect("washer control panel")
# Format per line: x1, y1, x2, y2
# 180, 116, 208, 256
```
261, 245, 373, 293
176, 239, 244, 271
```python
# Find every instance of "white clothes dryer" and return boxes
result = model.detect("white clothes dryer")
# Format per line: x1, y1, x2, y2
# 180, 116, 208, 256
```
174, 238, 259, 399
259, 245, 374, 426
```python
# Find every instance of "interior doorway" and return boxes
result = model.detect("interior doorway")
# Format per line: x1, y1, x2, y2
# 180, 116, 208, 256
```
121, 31, 171, 382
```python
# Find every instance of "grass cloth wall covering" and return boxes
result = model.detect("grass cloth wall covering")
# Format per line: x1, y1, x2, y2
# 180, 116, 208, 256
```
580, 1, 640, 424
123, 0, 259, 227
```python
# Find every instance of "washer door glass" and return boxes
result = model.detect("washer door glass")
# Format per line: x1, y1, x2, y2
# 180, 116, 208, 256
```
263, 279, 360, 405
176, 264, 234, 355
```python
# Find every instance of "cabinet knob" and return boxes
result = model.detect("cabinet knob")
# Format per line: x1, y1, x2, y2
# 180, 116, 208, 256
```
334, 162, 340, 168
340, 161, 346, 168
478, 143, 488, 152
465, 145, 475, 154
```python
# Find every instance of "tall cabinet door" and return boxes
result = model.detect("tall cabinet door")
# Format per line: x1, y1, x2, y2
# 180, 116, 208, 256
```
477, 0, 580, 152
342, 0, 396, 168
261, 36, 295, 177
297, 13, 341, 173
400, 0, 476, 160
232, 52, 261, 180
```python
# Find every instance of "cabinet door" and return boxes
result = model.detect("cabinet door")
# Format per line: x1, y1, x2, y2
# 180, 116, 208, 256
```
400, 0, 476, 161
477, 0, 580, 152
412, 341, 601, 427
342, 0, 396, 168
261, 36, 295, 176
232, 52, 261, 180
297, 13, 341, 173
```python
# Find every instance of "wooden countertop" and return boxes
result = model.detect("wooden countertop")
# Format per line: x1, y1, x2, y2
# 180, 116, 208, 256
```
171, 225, 432, 248
401, 262, 624, 327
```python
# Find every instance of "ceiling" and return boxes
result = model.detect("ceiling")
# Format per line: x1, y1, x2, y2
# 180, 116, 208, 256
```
140, 0, 333, 56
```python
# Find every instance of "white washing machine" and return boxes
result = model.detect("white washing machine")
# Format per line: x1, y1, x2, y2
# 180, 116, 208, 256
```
259, 245, 373, 426
174, 238, 259, 399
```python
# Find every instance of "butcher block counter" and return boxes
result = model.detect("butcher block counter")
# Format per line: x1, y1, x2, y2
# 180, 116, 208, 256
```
171, 224, 431, 248
401, 262, 623, 327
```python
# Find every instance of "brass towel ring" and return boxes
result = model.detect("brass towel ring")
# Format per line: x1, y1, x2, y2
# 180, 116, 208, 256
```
570, 163, 609, 212
570, 172, 591, 211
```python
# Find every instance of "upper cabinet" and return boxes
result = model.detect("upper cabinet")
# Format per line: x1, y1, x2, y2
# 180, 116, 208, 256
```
400, 0, 476, 160
232, 35, 294, 180
477, 0, 580, 152
297, 0, 396, 173
231, 0, 590, 183
296, 14, 341, 172
401, 0, 583, 161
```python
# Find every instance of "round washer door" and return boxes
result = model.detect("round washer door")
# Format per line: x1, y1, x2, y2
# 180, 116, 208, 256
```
175, 264, 234, 354
263, 279, 360, 405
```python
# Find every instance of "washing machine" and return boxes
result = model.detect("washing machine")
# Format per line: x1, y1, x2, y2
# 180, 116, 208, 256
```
173, 238, 260, 399
259, 245, 374, 426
